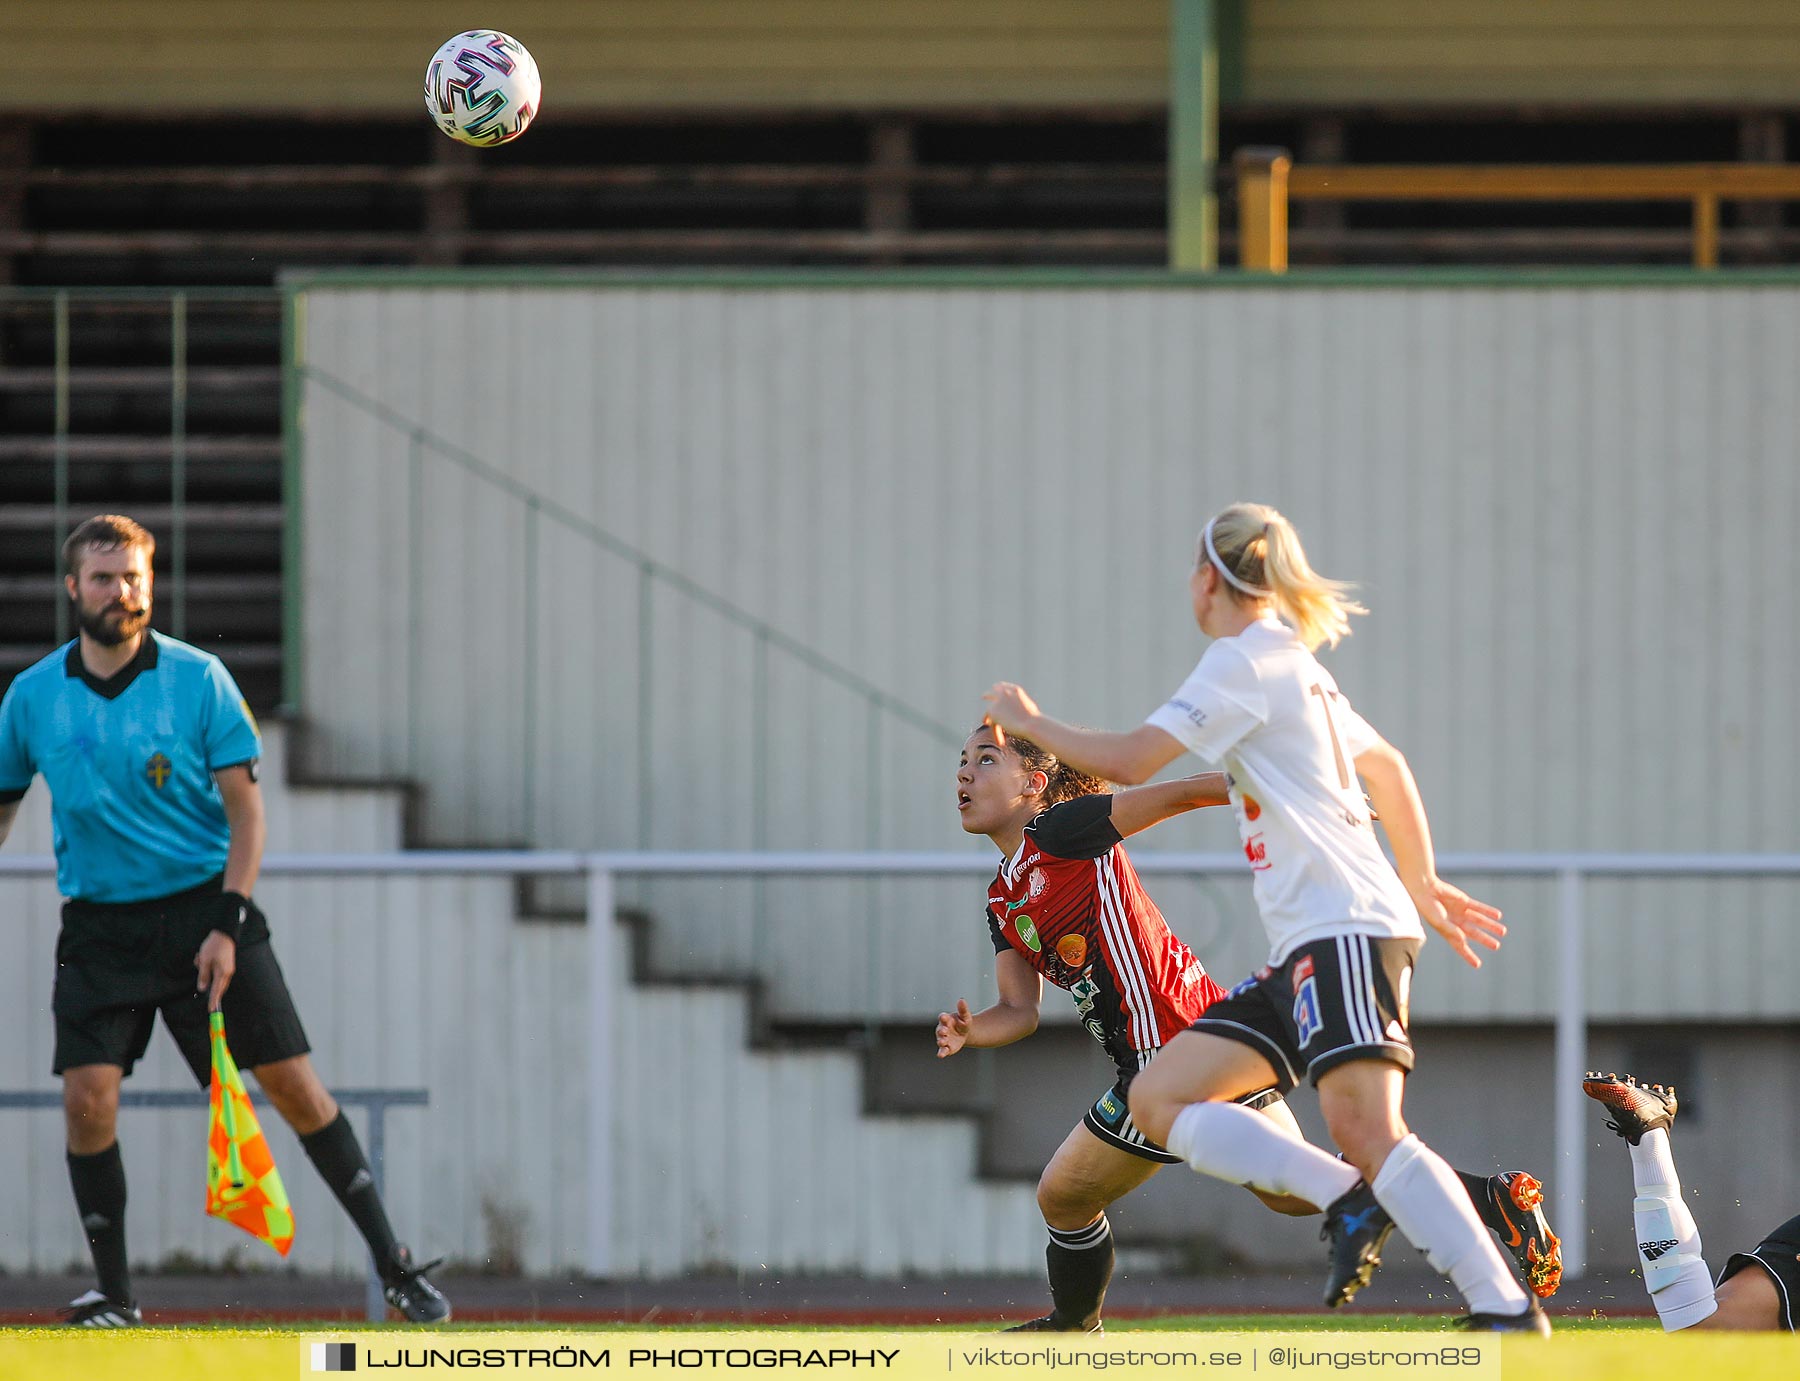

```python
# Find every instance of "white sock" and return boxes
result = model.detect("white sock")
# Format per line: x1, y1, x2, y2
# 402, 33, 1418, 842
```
1370, 1134, 1529, 1317
1626, 1129, 1718, 1331
1164, 1101, 1360, 1210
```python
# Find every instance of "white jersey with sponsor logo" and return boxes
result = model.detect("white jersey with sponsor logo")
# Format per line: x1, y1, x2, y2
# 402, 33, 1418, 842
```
1144, 616, 1423, 966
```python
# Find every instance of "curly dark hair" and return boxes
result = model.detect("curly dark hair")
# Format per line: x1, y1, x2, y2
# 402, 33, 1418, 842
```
976, 725, 1110, 806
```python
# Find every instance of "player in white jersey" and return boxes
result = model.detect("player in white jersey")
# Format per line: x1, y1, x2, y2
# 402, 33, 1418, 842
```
982, 501, 1548, 1333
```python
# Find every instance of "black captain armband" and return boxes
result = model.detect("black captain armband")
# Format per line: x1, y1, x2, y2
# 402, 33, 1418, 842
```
211, 891, 251, 944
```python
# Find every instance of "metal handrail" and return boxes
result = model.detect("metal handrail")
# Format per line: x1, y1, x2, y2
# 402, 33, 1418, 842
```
10, 846, 1800, 1283
1236, 154, 1800, 270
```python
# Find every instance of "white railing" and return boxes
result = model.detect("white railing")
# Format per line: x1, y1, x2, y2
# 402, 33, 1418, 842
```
8, 848, 1800, 1282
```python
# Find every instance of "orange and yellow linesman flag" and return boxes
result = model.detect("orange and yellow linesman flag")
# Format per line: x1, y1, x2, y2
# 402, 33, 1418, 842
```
206, 1010, 295, 1255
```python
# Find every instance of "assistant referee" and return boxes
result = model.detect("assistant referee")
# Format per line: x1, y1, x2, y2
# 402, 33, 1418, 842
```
0, 515, 450, 1326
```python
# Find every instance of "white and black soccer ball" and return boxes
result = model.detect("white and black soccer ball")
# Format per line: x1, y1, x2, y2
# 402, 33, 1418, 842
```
424, 30, 541, 147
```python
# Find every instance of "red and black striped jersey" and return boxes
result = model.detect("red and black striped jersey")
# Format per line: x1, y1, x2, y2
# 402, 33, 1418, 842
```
986, 794, 1225, 1080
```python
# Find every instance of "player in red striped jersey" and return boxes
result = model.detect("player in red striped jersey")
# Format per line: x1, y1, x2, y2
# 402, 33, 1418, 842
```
943, 723, 1559, 1332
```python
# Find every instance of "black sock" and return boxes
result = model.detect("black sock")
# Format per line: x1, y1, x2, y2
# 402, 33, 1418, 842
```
300, 1112, 402, 1269
1455, 1168, 1503, 1237
68, 1143, 131, 1305
1045, 1217, 1114, 1330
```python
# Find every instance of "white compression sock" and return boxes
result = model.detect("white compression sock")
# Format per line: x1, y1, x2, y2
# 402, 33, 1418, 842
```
1164, 1101, 1360, 1210
1370, 1135, 1529, 1317
1626, 1129, 1718, 1331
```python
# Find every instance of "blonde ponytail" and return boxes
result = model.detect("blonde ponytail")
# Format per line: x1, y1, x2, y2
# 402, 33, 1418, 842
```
1200, 502, 1366, 650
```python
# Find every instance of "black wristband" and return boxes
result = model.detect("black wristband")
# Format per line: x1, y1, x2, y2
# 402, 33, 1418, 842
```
212, 891, 250, 944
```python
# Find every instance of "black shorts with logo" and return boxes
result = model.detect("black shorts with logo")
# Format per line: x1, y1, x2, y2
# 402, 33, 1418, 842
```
1718, 1212, 1800, 1331
1188, 934, 1420, 1093
1084, 1069, 1284, 1164
53, 875, 311, 1087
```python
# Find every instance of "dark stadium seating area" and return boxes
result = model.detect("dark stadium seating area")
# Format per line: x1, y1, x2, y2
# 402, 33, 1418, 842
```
7, 106, 1798, 284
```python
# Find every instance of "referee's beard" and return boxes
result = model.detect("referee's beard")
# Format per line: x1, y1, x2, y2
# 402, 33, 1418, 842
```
74, 596, 151, 647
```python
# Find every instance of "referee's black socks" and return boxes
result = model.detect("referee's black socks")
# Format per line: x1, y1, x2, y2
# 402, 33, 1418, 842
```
68, 1142, 132, 1306
300, 1112, 402, 1270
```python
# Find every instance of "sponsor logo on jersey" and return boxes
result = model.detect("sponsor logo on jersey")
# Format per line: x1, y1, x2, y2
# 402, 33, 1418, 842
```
145, 752, 172, 789
1244, 833, 1270, 871
1004, 872, 1048, 915
1070, 976, 1108, 1046
1639, 1239, 1680, 1261
1169, 697, 1208, 729
1291, 954, 1315, 984
1013, 914, 1042, 953
1070, 976, 1099, 1017
1056, 933, 1088, 967
1096, 1091, 1123, 1124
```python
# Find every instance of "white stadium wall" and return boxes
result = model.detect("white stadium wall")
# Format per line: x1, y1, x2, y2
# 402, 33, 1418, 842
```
296, 277, 1800, 1026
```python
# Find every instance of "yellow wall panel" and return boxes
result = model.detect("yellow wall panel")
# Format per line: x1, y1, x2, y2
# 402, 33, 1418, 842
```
1245, 0, 1800, 105
11, 0, 1169, 112
20, 0, 1800, 114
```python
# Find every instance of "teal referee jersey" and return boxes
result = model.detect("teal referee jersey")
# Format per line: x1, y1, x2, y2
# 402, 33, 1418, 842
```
0, 631, 261, 903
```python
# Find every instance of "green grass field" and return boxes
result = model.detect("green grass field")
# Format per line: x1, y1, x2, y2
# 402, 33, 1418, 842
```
103, 1312, 1653, 1330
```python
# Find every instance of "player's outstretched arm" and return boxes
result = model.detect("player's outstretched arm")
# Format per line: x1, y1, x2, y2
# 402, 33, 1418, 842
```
1356, 738, 1505, 968
936, 951, 1042, 1058
983, 682, 1185, 785
1107, 773, 1231, 840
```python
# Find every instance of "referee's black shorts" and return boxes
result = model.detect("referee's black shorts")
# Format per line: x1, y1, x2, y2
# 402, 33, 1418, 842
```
52, 875, 311, 1086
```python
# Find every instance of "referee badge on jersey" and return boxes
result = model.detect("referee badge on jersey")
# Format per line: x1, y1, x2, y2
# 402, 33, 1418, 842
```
145, 752, 173, 789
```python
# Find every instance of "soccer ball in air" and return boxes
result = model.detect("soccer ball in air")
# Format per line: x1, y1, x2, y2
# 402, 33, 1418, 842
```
424, 31, 541, 147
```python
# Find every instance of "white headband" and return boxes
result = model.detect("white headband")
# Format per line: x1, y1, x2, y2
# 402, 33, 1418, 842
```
1202, 517, 1269, 597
